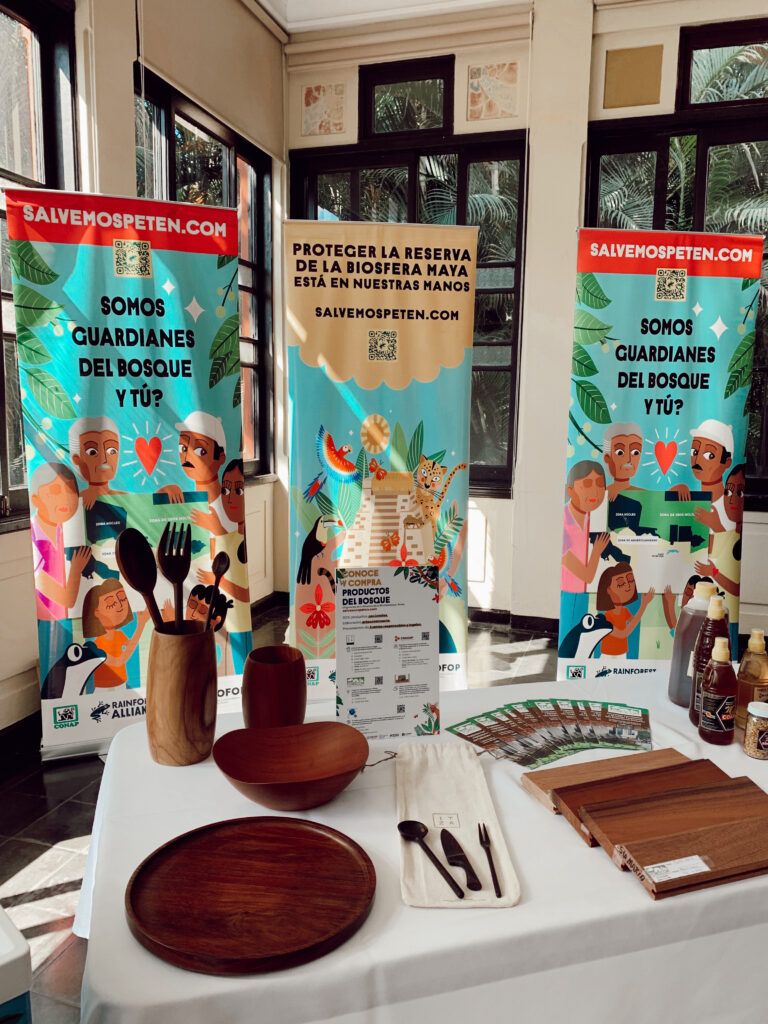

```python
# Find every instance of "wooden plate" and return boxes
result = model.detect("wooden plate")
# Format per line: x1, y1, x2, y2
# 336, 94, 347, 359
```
125, 816, 376, 974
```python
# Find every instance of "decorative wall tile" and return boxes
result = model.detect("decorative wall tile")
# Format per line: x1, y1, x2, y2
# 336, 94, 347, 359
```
301, 83, 345, 137
467, 62, 518, 121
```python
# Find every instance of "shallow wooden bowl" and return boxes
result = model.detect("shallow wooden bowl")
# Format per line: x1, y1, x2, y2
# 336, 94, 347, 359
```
212, 722, 369, 811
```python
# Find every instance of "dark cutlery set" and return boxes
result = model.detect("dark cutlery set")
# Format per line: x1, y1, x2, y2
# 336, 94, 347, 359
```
398, 818, 502, 899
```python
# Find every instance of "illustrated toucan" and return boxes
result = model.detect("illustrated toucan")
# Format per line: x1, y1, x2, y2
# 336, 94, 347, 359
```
296, 516, 336, 585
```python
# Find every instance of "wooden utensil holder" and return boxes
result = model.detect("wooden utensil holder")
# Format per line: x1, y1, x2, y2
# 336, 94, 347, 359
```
146, 622, 217, 766
242, 645, 307, 729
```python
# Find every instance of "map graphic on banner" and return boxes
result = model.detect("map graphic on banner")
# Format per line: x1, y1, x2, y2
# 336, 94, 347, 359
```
5, 190, 252, 755
285, 221, 478, 706
558, 228, 762, 684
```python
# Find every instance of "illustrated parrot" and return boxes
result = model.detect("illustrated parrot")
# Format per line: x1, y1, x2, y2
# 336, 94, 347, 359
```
303, 471, 327, 503
429, 542, 462, 597
315, 425, 361, 484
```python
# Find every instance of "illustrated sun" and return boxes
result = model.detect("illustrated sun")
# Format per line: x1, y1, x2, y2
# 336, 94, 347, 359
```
121, 420, 178, 488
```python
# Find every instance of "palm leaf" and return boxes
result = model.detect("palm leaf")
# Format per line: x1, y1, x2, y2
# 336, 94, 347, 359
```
208, 313, 239, 369
724, 331, 756, 398
406, 421, 424, 472
390, 422, 408, 471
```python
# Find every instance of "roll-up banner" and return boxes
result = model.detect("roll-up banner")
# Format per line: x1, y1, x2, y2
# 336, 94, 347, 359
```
285, 221, 478, 719
558, 228, 762, 683
6, 190, 252, 757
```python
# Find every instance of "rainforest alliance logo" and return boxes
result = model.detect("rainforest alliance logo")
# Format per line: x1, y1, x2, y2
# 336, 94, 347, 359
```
53, 705, 79, 728
90, 700, 111, 723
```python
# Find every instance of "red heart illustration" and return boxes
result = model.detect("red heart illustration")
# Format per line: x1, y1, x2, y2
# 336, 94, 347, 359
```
135, 436, 162, 475
654, 440, 677, 476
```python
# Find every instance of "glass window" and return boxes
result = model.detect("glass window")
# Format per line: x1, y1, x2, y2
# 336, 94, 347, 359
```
318, 172, 352, 221
359, 166, 408, 222
666, 134, 696, 231
373, 79, 444, 133
419, 153, 457, 225
174, 115, 227, 206
468, 159, 519, 263
0, 11, 42, 181
471, 370, 511, 466
597, 150, 657, 230
690, 43, 768, 104
135, 96, 166, 200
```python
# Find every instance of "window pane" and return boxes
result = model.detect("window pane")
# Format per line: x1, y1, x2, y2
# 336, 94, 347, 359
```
359, 166, 408, 222
175, 115, 225, 206
239, 290, 255, 339
0, 12, 43, 180
373, 79, 444, 133
470, 370, 510, 465
690, 43, 768, 104
0, 216, 10, 285
474, 292, 514, 344
241, 365, 258, 463
135, 96, 165, 199
598, 151, 656, 230
4, 340, 25, 489
467, 159, 519, 263
317, 172, 352, 221
477, 266, 514, 289
419, 153, 457, 224
473, 345, 512, 366
665, 134, 696, 231
237, 156, 253, 260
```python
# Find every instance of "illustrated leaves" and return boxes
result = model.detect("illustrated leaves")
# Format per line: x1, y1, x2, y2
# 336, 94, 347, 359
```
574, 379, 612, 424
217, 254, 237, 268
425, 448, 446, 464
24, 367, 76, 419
390, 422, 408, 471
16, 326, 51, 365
576, 272, 610, 310
13, 285, 63, 327
406, 421, 424, 472
741, 277, 759, 290
9, 240, 59, 285
209, 354, 237, 388
315, 490, 340, 522
291, 486, 318, 535
355, 445, 368, 480
573, 310, 612, 346
724, 331, 755, 399
435, 501, 463, 555
572, 342, 598, 377
232, 375, 241, 407
208, 313, 239, 387
337, 479, 361, 530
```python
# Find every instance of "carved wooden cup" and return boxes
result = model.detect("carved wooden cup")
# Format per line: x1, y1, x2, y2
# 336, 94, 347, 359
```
242, 644, 307, 729
146, 622, 217, 766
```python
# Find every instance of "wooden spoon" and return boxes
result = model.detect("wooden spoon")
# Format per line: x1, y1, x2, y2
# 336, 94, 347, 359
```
115, 528, 164, 630
205, 551, 230, 631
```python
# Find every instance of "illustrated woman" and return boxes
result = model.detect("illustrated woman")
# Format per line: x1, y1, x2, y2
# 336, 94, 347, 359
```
596, 563, 654, 658
82, 579, 150, 689
561, 460, 610, 626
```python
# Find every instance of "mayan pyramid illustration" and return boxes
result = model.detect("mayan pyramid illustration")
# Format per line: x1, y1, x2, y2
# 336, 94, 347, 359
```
339, 474, 435, 568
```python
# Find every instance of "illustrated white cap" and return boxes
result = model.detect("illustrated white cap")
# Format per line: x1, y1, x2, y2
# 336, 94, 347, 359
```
690, 418, 734, 454
175, 411, 226, 450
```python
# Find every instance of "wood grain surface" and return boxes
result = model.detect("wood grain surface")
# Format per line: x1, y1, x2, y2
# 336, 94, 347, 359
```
617, 816, 768, 898
125, 816, 376, 974
553, 760, 732, 846
581, 777, 768, 862
521, 749, 690, 812
242, 645, 307, 729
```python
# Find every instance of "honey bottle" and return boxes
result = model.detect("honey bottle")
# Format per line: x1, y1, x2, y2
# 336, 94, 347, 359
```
736, 629, 768, 732
698, 637, 737, 746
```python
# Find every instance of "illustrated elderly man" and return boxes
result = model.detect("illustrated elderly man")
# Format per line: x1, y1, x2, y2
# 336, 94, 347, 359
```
69, 416, 124, 509
603, 422, 644, 502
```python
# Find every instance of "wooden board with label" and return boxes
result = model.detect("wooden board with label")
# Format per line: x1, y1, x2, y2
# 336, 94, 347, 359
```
552, 759, 732, 847
521, 748, 690, 812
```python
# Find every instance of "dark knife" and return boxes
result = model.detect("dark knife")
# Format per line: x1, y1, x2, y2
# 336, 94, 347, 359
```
440, 829, 482, 891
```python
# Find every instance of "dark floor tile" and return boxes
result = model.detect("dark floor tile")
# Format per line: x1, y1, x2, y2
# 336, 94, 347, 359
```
16, 798, 95, 851
0, 837, 59, 890
0, 793, 57, 840
11, 758, 103, 805
70, 779, 101, 806
0, 758, 41, 793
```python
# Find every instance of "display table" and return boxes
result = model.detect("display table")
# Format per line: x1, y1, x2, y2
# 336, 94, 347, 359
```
0, 906, 31, 1024
79, 679, 768, 1024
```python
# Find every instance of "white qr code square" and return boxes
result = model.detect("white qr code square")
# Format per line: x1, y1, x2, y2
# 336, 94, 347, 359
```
368, 329, 397, 361
655, 267, 686, 302
113, 239, 152, 278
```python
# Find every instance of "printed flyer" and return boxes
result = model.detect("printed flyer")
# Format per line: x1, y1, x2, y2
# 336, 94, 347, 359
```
285, 221, 478, 699
6, 190, 252, 755
558, 228, 762, 684
336, 565, 439, 739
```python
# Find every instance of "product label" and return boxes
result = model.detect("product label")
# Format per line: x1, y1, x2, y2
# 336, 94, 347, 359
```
752, 685, 768, 702
644, 855, 711, 883
700, 692, 736, 733
693, 669, 704, 713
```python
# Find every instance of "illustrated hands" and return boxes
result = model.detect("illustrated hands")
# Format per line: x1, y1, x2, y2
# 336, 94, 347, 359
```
158, 484, 184, 504
161, 598, 174, 621
137, 607, 151, 627
197, 569, 215, 586
640, 587, 656, 609
592, 533, 611, 557
694, 505, 721, 530
70, 546, 92, 575
694, 559, 717, 577
670, 483, 691, 501
191, 507, 226, 535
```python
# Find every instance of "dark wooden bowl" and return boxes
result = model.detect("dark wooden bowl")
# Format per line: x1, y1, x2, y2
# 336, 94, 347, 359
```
212, 722, 369, 811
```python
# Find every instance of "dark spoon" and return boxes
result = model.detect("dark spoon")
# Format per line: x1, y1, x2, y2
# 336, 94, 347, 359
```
204, 550, 230, 631
398, 820, 464, 899
115, 528, 164, 630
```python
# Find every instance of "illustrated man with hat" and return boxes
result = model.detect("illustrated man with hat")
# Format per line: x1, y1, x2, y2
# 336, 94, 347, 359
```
158, 411, 238, 530
670, 418, 735, 532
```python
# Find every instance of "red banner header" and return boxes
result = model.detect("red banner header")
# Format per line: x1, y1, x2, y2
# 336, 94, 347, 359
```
578, 228, 763, 279
5, 189, 238, 256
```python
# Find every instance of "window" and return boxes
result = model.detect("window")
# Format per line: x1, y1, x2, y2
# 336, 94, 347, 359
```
0, 0, 77, 517
359, 57, 453, 139
586, 19, 768, 507
292, 60, 525, 493
134, 68, 273, 477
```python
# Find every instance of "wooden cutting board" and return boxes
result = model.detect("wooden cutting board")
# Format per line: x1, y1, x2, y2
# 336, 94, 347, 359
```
580, 777, 768, 864
553, 759, 732, 847
617, 816, 768, 898
521, 748, 690, 812
125, 817, 376, 974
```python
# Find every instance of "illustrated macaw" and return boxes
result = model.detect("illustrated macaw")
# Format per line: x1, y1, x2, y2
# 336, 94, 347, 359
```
315, 425, 361, 484
303, 471, 327, 503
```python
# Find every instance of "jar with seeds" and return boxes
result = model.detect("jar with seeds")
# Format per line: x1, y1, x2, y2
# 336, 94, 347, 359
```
744, 701, 768, 760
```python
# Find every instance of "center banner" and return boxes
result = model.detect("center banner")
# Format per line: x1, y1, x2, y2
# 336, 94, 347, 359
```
285, 221, 478, 718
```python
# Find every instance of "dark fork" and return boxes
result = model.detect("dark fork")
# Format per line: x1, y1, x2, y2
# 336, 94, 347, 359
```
158, 522, 192, 631
479, 823, 502, 899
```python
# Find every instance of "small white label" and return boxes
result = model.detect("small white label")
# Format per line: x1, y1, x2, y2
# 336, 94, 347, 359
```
643, 855, 710, 883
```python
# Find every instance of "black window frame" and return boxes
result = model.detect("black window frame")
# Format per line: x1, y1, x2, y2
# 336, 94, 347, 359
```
0, 0, 78, 521
358, 55, 455, 142
134, 65, 273, 480
677, 17, 768, 114
290, 127, 526, 496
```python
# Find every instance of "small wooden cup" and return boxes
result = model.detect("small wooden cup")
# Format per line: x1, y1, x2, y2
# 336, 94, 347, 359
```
146, 622, 217, 766
242, 645, 307, 729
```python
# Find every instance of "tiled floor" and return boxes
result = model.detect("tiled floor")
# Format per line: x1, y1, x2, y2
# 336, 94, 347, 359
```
0, 606, 555, 1021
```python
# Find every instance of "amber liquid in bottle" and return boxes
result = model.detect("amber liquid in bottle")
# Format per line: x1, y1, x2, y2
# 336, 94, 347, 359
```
689, 595, 729, 727
699, 637, 737, 746
736, 629, 768, 732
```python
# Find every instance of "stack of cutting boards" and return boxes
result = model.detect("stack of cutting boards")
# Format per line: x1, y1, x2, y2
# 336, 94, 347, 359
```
522, 748, 768, 899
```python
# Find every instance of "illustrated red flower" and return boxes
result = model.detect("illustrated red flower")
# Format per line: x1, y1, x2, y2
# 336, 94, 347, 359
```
300, 584, 334, 629
388, 543, 418, 568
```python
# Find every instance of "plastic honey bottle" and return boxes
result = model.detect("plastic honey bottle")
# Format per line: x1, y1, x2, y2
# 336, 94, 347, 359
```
698, 636, 737, 745
668, 581, 717, 707
736, 629, 768, 732
689, 595, 730, 727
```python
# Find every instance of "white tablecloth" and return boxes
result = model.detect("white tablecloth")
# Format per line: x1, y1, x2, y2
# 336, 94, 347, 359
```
78, 679, 768, 1024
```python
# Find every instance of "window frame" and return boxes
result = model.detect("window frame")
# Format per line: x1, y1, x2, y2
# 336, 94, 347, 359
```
677, 18, 768, 114
358, 55, 455, 142
134, 65, 273, 479
290, 128, 526, 496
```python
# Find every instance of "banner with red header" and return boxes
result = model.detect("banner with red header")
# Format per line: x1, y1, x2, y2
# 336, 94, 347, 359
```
6, 189, 252, 757
558, 228, 761, 685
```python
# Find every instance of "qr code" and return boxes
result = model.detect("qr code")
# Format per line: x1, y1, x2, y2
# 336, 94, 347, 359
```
397, 704, 406, 714
368, 330, 397, 361
374, 634, 383, 644
421, 631, 430, 641
655, 267, 686, 302
374, 675, 383, 686
113, 238, 152, 278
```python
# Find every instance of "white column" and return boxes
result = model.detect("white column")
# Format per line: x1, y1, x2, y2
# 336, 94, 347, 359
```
510, 0, 594, 620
